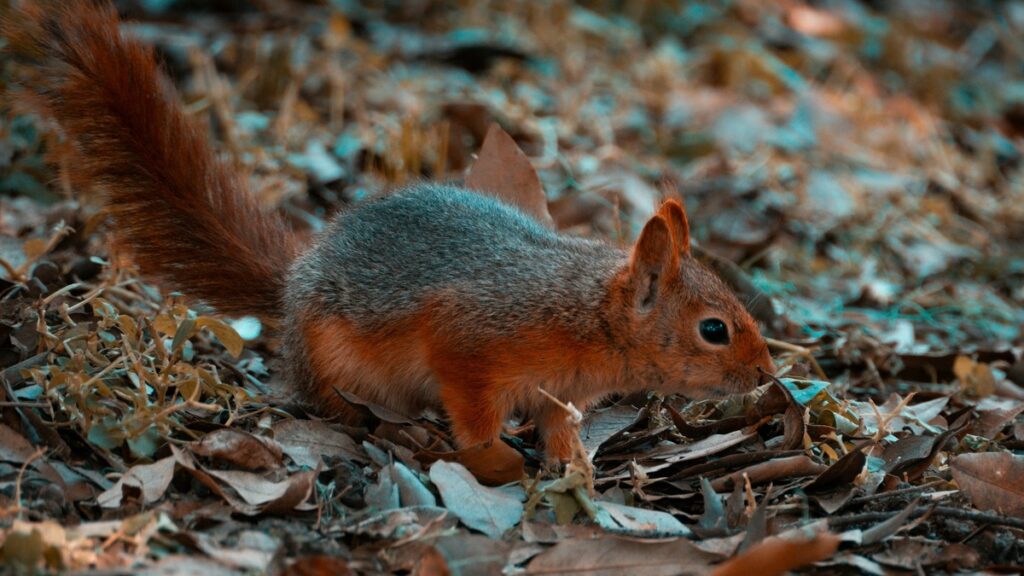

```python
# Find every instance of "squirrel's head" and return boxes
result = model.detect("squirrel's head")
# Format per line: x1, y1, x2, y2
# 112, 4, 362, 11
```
611, 199, 774, 397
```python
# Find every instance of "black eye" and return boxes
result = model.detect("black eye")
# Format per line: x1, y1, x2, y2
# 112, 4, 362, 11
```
699, 318, 730, 345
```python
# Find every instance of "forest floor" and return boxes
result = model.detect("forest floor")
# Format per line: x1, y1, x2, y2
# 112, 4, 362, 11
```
2, 1, 1024, 574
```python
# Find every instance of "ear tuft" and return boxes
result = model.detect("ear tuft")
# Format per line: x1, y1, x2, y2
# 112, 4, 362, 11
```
657, 199, 691, 257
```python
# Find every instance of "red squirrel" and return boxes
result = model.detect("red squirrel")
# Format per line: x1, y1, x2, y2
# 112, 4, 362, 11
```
5, 0, 774, 463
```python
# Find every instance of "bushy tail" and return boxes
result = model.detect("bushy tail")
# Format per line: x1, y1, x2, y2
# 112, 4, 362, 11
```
4, 0, 297, 319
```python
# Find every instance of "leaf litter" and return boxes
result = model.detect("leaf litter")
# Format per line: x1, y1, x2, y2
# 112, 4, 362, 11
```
1, 0, 1024, 574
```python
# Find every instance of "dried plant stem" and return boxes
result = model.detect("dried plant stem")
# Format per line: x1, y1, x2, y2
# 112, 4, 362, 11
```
765, 338, 828, 381
9, 447, 47, 520
828, 505, 1024, 531
848, 480, 945, 506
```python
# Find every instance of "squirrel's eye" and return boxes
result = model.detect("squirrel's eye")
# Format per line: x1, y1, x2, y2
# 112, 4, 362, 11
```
699, 318, 730, 345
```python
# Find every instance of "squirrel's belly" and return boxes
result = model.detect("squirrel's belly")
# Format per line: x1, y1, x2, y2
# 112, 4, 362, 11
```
302, 314, 440, 418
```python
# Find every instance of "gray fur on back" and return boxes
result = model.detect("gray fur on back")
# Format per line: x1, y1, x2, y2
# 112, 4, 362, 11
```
286, 184, 626, 343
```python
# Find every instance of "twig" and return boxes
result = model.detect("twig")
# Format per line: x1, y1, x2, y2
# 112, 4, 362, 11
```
537, 386, 593, 496
41, 282, 82, 307
847, 480, 945, 506
537, 386, 583, 424
0, 401, 50, 408
765, 338, 828, 381
12, 447, 47, 519
828, 505, 1024, 531
0, 352, 49, 387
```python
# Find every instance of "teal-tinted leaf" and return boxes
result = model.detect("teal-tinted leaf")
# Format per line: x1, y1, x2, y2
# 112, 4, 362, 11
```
782, 378, 830, 406
595, 501, 692, 537
87, 417, 122, 450
429, 460, 523, 539
332, 130, 363, 160
0, 171, 58, 204
171, 317, 196, 355
127, 427, 162, 459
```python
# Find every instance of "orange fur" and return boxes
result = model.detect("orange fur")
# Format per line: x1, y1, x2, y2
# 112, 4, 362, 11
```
302, 314, 436, 418
4, 1, 297, 319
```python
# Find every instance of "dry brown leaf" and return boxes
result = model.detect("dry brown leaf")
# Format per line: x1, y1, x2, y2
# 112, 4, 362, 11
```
191, 429, 284, 472
194, 316, 245, 358
954, 355, 997, 396
418, 439, 525, 486
804, 448, 866, 493
526, 536, 720, 575
285, 555, 354, 576
665, 426, 761, 464
273, 419, 365, 467
464, 123, 554, 229
205, 468, 316, 511
0, 423, 41, 464
950, 452, 1024, 517
711, 531, 840, 576
580, 404, 640, 454
96, 455, 176, 509
0, 423, 63, 487
711, 455, 828, 491
972, 397, 1024, 439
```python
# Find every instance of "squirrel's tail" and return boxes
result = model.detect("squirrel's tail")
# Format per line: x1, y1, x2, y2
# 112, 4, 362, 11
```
4, 1, 297, 320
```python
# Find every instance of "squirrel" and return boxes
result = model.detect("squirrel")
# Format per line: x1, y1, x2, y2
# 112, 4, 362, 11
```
5, 0, 774, 463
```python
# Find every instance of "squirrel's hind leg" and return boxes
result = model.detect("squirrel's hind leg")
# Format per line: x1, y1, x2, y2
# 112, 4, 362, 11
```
297, 314, 438, 421
428, 351, 510, 449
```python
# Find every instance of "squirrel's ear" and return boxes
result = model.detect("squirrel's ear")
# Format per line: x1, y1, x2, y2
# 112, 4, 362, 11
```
630, 214, 673, 312
657, 199, 691, 258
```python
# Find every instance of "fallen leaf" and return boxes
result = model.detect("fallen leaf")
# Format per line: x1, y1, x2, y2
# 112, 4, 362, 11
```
429, 460, 523, 539
872, 537, 980, 571
972, 397, 1024, 439
711, 455, 827, 490
954, 355, 997, 396
950, 452, 1024, 517
0, 423, 63, 487
805, 448, 866, 493
195, 316, 244, 358
335, 390, 413, 424
430, 533, 512, 576
286, 555, 354, 576
367, 462, 436, 510
464, 123, 554, 229
851, 394, 948, 437
861, 499, 920, 545
419, 439, 525, 486
97, 455, 176, 509
273, 419, 365, 467
665, 426, 761, 464
695, 477, 728, 538
141, 555, 242, 576
594, 501, 692, 537
344, 506, 455, 540
0, 520, 66, 571
526, 536, 720, 575
580, 404, 640, 454
711, 531, 840, 576
206, 468, 316, 512
191, 429, 283, 472
0, 423, 42, 464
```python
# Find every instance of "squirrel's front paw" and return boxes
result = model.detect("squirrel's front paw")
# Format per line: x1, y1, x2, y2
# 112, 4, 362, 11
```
542, 454, 569, 475
542, 434, 576, 469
